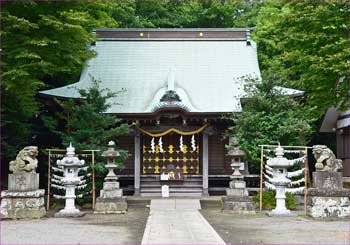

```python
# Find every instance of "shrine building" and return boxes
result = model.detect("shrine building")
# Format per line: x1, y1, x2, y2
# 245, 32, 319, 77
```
40, 28, 298, 196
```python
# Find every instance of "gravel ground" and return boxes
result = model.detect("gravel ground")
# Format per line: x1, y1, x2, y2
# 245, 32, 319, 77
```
1, 208, 149, 245
200, 209, 350, 244
2, 207, 349, 245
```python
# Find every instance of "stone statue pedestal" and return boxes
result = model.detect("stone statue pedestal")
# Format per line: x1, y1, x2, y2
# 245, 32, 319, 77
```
312, 171, 342, 189
1, 147, 46, 219
308, 171, 350, 218
8, 173, 39, 191
1, 189, 46, 220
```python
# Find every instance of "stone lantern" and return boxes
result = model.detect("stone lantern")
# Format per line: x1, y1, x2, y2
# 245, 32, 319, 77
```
222, 142, 254, 213
226, 147, 248, 197
266, 145, 294, 216
94, 141, 127, 214
55, 143, 85, 217
100, 141, 122, 198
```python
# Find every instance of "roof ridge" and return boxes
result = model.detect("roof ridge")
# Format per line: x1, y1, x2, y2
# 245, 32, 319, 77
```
94, 28, 255, 32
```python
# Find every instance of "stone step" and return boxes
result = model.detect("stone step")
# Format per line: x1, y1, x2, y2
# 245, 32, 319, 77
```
141, 177, 203, 181
141, 176, 203, 181
140, 188, 203, 193
140, 175, 203, 197
141, 184, 202, 188
141, 182, 203, 186
140, 192, 203, 197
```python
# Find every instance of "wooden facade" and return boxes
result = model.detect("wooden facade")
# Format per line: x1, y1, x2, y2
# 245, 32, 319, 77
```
114, 119, 234, 196
320, 108, 350, 176
337, 127, 350, 176
118, 128, 232, 176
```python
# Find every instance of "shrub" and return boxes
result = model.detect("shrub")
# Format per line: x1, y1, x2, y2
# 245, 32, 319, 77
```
253, 190, 295, 210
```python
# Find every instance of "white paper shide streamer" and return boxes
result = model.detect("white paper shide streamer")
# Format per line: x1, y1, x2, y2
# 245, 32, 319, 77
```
191, 135, 196, 151
151, 137, 155, 153
158, 137, 164, 153
179, 136, 184, 152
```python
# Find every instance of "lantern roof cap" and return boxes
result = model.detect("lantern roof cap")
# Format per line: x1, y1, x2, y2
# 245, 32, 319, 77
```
227, 147, 246, 157
102, 141, 120, 158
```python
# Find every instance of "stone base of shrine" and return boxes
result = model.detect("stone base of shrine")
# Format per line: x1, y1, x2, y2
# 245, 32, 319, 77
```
221, 196, 256, 214
94, 197, 127, 214
307, 188, 350, 218
0, 189, 46, 219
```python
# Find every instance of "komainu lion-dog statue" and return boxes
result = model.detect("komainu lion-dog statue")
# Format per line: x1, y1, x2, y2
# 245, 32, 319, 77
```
312, 145, 343, 172
9, 146, 39, 173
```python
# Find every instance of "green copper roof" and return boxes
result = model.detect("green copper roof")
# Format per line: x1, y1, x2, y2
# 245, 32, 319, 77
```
41, 35, 263, 114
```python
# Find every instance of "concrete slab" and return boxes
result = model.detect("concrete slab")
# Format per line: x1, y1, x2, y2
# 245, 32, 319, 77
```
142, 199, 225, 244
175, 199, 201, 210
150, 199, 201, 211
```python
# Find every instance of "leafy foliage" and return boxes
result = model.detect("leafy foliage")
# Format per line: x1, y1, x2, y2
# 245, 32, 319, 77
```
228, 77, 315, 172
253, 1, 350, 113
1, 1, 119, 160
253, 190, 296, 210
42, 77, 129, 191
42, 77, 129, 168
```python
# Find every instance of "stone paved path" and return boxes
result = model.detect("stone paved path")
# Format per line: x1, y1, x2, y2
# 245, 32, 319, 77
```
141, 199, 226, 244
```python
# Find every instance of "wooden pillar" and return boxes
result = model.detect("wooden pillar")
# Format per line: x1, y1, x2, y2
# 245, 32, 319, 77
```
47, 150, 51, 210
134, 131, 141, 196
202, 131, 209, 196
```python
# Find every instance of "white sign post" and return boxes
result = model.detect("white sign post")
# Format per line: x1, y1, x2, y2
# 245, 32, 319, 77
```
161, 185, 169, 198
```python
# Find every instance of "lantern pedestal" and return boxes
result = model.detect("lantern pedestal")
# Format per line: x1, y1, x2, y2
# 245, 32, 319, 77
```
223, 178, 255, 214
267, 184, 296, 217
94, 197, 127, 214
95, 180, 127, 213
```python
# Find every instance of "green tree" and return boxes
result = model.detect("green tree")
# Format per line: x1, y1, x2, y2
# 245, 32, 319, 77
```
42, 77, 129, 195
132, 0, 263, 28
42, 77, 129, 169
228, 77, 316, 173
1, 1, 119, 160
253, 1, 350, 113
